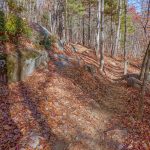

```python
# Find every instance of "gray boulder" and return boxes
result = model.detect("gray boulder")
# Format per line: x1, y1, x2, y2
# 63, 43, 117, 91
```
55, 40, 65, 51
21, 58, 36, 80
6, 50, 49, 83
16, 131, 50, 150
7, 53, 19, 82
30, 22, 51, 37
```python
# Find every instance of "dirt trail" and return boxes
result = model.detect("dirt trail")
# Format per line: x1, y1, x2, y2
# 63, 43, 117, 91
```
0, 45, 149, 150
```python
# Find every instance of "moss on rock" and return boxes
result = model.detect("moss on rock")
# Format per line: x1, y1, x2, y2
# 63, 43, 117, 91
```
6, 54, 18, 82
21, 50, 39, 61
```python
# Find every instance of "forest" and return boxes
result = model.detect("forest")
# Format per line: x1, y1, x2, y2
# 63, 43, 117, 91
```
0, 0, 150, 149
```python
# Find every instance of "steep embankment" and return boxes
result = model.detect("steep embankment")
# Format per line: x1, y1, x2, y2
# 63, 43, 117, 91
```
0, 44, 149, 150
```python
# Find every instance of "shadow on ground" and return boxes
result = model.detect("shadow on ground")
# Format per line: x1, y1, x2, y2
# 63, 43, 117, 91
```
0, 53, 22, 149
17, 78, 68, 149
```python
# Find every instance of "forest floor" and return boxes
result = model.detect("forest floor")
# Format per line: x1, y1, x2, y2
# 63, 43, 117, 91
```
0, 44, 150, 150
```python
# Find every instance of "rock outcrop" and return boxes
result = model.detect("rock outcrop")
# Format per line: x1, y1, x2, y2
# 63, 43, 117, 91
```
5, 50, 49, 83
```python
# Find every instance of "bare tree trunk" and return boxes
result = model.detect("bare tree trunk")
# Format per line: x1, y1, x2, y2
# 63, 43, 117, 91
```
140, 0, 150, 80
113, 0, 122, 57
138, 42, 150, 120
65, 0, 68, 42
88, 0, 91, 47
110, 6, 113, 57
69, 17, 73, 43
140, 43, 149, 80
58, 9, 64, 40
51, 1, 58, 35
82, 15, 85, 46
123, 0, 128, 75
79, 17, 82, 44
96, 0, 101, 58
100, 0, 104, 71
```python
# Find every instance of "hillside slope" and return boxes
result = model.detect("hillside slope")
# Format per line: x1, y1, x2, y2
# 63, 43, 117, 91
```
0, 44, 150, 150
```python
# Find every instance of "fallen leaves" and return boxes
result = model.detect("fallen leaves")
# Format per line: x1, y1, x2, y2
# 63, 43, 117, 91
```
4, 125, 12, 131
0, 44, 150, 150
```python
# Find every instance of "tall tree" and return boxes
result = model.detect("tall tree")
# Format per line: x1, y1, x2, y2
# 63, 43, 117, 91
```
110, 1, 114, 57
88, 0, 91, 47
100, 0, 105, 71
113, 0, 122, 57
140, 0, 150, 80
123, 0, 128, 75
138, 41, 150, 120
96, 0, 101, 58
65, 0, 68, 42
82, 15, 85, 46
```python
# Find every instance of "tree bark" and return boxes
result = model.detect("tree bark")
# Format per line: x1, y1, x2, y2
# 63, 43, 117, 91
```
140, 43, 149, 80
100, 0, 104, 71
138, 42, 150, 120
96, 0, 101, 58
82, 15, 85, 46
123, 0, 128, 75
58, 9, 64, 40
110, 4, 113, 57
65, 0, 68, 42
113, 0, 122, 57
88, 0, 91, 47
140, 0, 150, 80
